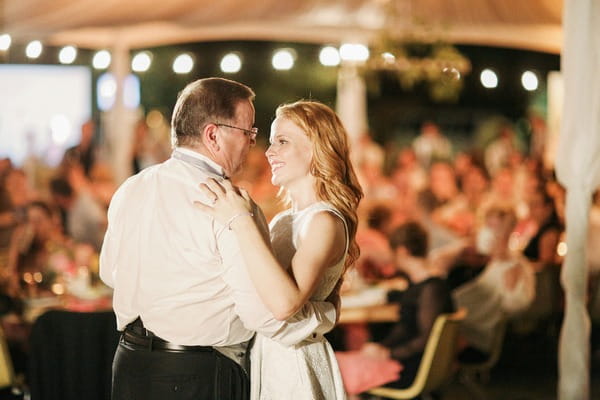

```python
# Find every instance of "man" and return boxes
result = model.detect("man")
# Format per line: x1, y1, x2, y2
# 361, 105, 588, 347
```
62, 118, 97, 176
100, 78, 337, 400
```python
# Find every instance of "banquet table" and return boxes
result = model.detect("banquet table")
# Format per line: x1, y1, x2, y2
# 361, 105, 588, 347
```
339, 285, 401, 324
339, 303, 400, 324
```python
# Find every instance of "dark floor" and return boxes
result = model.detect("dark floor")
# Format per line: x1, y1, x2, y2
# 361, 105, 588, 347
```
442, 326, 600, 400
360, 319, 600, 400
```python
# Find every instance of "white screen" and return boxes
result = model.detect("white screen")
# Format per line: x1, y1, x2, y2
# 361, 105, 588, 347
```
0, 64, 92, 167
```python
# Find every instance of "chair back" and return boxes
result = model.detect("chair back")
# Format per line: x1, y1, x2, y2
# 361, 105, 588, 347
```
412, 307, 467, 392
0, 325, 16, 389
468, 317, 507, 373
368, 307, 466, 399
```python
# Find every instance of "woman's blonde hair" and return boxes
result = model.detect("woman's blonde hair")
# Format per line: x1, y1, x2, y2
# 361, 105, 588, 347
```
275, 100, 363, 269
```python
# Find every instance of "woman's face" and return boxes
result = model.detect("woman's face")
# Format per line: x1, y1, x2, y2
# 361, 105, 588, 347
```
28, 206, 55, 240
528, 192, 552, 223
265, 116, 313, 188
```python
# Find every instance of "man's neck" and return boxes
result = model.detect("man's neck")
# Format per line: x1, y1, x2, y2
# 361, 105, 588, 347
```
175, 146, 227, 178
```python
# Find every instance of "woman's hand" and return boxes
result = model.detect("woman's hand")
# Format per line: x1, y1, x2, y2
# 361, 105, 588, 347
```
195, 178, 253, 228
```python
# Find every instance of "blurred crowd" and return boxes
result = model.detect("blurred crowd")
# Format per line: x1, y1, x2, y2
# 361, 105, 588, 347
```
322, 119, 600, 390
2, 114, 600, 389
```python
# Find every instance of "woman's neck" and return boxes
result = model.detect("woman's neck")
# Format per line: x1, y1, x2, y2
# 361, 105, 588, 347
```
491, 236, 512, 260
287, 178, 319, 212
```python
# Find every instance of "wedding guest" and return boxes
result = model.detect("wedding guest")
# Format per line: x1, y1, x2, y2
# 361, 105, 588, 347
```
360, 221, 454, 389
453, 205, 535, 361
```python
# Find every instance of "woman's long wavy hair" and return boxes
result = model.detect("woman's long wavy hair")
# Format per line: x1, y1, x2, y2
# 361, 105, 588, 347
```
275, 100, 363, 270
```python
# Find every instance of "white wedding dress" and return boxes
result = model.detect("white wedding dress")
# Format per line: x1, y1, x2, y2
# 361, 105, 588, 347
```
250, 201, 348, 400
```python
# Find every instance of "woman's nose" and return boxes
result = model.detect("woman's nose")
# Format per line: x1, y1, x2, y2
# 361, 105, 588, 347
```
265, 145, 274, 157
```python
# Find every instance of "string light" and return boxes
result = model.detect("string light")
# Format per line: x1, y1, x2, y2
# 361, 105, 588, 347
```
93, 50, 111, 69
220, 53, 242, 73
173, 53, 194, 74
25, 40, 43, 59
0, 34, 11, 51
480, 68, 498, 89
272, 49, 295, 70
59, 46, 77, 64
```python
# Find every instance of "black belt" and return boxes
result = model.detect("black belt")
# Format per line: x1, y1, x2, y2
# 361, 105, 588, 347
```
122, 318, 213, 353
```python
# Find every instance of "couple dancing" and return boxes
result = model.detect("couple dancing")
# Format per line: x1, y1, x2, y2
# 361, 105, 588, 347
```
99, 77, 363, 399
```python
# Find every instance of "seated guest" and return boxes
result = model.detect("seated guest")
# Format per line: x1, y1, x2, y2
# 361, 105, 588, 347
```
354, 203, 395, 285
360, 221, 455, 389
522, 185, 562, 272
453, 205, 535, 361
512, 184, 563, 334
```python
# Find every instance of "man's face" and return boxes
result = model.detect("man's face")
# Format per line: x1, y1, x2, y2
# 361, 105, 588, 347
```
213, 99, 256, 177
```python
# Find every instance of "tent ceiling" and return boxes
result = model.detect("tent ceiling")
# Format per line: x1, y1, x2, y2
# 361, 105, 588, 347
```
3, 0, 563, 53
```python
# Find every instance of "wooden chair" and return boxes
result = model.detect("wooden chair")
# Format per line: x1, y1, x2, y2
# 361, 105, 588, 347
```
0, 325, 16, 390
367, 308, 467, 399
0, 324, 26, 399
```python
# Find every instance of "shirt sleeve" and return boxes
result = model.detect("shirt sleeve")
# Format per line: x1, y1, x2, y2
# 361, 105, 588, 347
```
218, 205, 336, 347
99, 180, 130, 288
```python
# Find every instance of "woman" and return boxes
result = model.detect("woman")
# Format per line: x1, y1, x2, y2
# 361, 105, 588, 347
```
522, 186, 562, 272
453, 205, 535, 361
197, 100, 362, 399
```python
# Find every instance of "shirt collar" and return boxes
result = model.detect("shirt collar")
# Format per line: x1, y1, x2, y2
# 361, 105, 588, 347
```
172, 147, 227, 178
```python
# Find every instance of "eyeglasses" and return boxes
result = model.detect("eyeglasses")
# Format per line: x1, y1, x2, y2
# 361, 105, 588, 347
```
214, 123, 258, 138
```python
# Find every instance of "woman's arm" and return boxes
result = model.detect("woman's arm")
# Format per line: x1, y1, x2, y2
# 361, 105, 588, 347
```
196, 178, 345, 320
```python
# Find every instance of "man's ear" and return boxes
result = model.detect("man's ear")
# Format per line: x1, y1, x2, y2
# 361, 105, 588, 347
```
203, 123, 219, 151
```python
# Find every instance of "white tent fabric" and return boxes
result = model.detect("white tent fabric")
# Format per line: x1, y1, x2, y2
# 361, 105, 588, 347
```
555, 1, 600, 399
3, 0, 563, 53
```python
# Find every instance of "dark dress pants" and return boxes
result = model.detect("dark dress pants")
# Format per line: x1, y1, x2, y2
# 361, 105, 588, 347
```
111, 338, 249, 400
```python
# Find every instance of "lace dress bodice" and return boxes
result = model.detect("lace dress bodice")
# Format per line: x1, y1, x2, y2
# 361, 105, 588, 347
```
269, 201, 348, 301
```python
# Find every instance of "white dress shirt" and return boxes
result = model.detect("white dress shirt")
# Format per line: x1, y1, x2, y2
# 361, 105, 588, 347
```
100, 147, 336, 347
